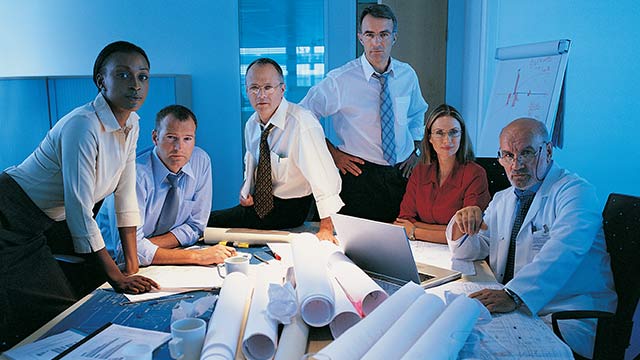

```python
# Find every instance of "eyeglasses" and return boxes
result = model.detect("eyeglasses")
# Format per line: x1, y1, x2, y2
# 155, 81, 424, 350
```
430, 129, 462, 140
247, 83, 283, 96
360, 31, 394, 42
497, 144, 545, 165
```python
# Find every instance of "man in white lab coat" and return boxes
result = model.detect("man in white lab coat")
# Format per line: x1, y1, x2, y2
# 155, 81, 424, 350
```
447, 118, 616, 358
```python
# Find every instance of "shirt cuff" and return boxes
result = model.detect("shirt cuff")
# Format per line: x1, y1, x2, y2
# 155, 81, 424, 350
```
137, 238, 159, 267
72, 230, 106, 254
115, 210, 142, 228
315, 194, 345, 219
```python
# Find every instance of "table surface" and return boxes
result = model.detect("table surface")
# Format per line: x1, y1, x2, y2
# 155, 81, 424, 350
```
3, 234, 572, 360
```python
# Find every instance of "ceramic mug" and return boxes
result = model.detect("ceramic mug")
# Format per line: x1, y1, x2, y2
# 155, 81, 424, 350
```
169, 318, 206, 360
216, 254, 250, 278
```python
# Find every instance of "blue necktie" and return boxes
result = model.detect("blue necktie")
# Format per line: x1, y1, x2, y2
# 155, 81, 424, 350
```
502, 189, 536, 284
155, 173, 181, 236
254, 124, 275, 219
373, 72, 396, 165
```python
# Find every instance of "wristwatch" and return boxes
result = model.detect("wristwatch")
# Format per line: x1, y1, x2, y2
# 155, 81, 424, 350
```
504, 287, 523, 308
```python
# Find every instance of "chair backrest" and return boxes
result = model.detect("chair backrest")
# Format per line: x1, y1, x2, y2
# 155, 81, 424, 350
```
474, 157, 511, 197
594, 193, 640, 359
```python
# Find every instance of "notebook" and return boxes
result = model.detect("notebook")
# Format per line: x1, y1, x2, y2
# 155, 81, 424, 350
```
331, 214, 461, 289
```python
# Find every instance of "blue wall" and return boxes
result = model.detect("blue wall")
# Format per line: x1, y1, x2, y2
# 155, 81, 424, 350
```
449, 0, 640, 207
0, 0, 243, 209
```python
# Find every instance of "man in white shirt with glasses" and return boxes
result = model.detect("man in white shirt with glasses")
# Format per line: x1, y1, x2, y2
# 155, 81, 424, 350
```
208, 58, 343, 242
301, 4, 428, 223
447, 118, 616, 358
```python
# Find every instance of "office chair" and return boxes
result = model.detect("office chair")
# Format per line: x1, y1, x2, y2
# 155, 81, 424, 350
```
551, 193, 640, 360
474, 157, 511, 197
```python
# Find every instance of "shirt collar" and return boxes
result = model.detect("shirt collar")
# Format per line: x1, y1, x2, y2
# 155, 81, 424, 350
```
253, 98, 288, 131
92, 92, 140, 133
150, 147, 193, 186
360, 54, 395, 81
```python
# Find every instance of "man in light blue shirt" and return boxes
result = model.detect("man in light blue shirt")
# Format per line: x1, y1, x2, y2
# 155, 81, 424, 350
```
300, 4, 428, 223
98, 105, 235, 266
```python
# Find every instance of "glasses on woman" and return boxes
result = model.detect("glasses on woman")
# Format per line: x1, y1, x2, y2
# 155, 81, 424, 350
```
497, 144, 545, 165
431, 129, 462, 140
247, 83, 283, 96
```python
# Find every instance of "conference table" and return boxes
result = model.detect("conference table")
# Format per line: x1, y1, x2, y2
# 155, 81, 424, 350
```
3, 227, 574, 360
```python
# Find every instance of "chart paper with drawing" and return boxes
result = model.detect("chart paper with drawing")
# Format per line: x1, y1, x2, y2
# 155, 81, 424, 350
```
478, 40, 570, 156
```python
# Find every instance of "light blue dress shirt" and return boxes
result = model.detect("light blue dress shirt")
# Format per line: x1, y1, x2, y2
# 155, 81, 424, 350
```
97, 146, 212, 266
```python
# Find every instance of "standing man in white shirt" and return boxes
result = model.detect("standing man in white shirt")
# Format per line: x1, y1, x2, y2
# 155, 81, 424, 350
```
98, 105, 236, 267
300, 4, 428, 223
208, 58, 344, 242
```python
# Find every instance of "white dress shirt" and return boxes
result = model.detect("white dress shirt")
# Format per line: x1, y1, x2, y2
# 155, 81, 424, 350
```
240, 99, 344, 219
300, 55, 428, 165
6, 93, 140, 253
97, 146, 213, 266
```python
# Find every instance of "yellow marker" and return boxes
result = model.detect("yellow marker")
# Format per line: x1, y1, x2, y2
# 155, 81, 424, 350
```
235, 242, 250, 248
218, 241, 228, 246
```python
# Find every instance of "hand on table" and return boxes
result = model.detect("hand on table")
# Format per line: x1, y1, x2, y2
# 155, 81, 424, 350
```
111, 275, 159, 294
316, 228, 339, 245
469, 288, 516, 313
194, 244, 236, 265
394, 218, 416, 239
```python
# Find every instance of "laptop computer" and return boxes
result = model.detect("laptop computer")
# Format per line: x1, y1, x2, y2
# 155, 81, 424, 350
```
331, 213, 461, 289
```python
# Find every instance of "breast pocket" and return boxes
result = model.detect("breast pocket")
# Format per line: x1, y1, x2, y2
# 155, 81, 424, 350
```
270, 151, 289, 184
529, 228, 550, 261
394, 96, 410, 126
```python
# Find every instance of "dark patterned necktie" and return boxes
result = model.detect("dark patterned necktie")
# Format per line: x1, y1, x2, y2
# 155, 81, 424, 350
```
372, 72, 396, 165
502, 189, 536, 284
254, 123, 275, 219
154, 173, 181, 235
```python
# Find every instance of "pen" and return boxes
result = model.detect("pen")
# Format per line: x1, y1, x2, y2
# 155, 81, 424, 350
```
457, 234, 470, 247
253, 253, 270, 265
218, 241, 250, 248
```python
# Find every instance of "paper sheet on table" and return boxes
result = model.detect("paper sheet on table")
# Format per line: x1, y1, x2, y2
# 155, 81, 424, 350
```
428, 281, 573, 359
409, 240, 458, 270
55, 324, 170, 360
320, 241, 388, 316
273, 314, 309, 360
203, 227, 292, 244
329, 276, 361, 339
242, 272, 279, 360
361, 293, 445, 360
291, 234, 335, 327
201, 272, 253, 360
3, 329, 85, 360
317, 281, 425, 360
401, 294, 482, 360
123, 265, 223, 302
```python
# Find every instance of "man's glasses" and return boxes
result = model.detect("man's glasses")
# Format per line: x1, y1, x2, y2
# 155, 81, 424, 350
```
361, 31, 394, 42
430, 129, 462, 140
497, 144, 545, 165
247, 83, 283, 96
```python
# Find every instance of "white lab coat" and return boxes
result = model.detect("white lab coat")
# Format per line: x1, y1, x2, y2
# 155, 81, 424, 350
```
447, 163, 616, 316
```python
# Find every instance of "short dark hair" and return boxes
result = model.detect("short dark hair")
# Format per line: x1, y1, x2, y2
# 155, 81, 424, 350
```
359, 4, 398, 33
155, 104, 197, 130
246, 57, 284, 83
422, 104, 475, 165
93, 41, 150, 89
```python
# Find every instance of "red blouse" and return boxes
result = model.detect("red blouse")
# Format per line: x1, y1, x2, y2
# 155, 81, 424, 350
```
398, 161, 491, 225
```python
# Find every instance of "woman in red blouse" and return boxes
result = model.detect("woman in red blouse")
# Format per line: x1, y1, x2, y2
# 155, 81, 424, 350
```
395, 104, 490, 243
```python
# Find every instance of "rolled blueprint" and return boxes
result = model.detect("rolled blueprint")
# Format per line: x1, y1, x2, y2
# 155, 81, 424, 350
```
203, 227, 292, 245
200, 272, 253, 360
273, 314, 309, 360
329, 277, 361, 339
316, 281, 425, 360
361, 293, 445, 360
320, 241, 388, 315
242, 273, 279, 360
401, 294, 482, 360
291, 233, 335, 327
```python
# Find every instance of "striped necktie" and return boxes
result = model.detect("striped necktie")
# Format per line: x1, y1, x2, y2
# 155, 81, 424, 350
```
502, 189, 536, 284
373, 72, 396, 165
254, 123, 275, 218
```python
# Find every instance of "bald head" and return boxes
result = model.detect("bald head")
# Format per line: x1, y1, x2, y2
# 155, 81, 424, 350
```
498, 118, 553, 189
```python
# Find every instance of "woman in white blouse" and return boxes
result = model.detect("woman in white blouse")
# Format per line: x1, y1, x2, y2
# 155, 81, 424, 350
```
0, 41, 158, 349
